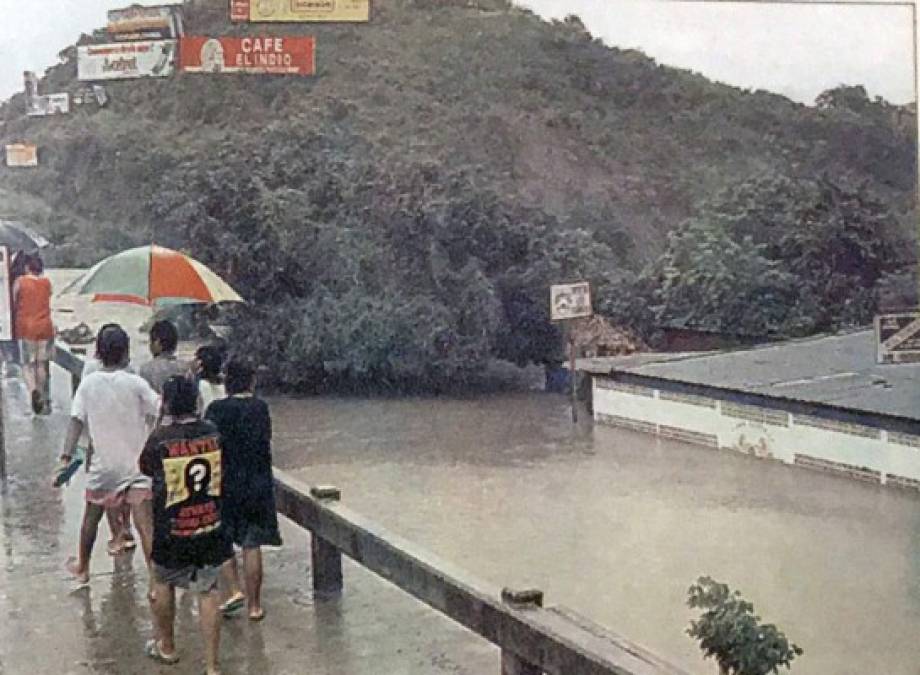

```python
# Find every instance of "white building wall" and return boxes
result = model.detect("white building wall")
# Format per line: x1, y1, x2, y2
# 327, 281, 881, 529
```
593, 377, 920, 490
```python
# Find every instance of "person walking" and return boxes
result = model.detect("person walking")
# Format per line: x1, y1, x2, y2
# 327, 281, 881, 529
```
139, 320, 188, 395
206, 359, 282, 621
139, 375, 232, 674
14, 253, 53, 414
55, 325, 159, 586
194, 345, 225, 414
80, 327, 141, 555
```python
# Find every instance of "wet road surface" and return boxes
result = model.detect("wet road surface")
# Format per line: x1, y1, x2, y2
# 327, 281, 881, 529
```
0, 370, 497, 675
270, 393, 920, 675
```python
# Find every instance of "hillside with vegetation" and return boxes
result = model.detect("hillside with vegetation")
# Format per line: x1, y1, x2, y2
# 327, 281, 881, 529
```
0, 0, 915, 390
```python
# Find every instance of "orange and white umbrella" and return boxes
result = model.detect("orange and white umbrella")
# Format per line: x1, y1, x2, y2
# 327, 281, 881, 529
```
68, 245, 243, 306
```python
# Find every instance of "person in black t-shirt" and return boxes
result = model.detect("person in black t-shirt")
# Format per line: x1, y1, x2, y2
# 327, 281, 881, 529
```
139, 375, 232, 675
206, 359, 282, 622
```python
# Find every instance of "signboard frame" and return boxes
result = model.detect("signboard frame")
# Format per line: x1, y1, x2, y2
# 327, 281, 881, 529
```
5, 145, 38, 168
107, 4, 183, 40
875, 312, 920, 363
180, 36, 316, 76
27, 93, 71, 117
77, 40, 177, 82
550, 281, 593, 322
230, 0, 371, 23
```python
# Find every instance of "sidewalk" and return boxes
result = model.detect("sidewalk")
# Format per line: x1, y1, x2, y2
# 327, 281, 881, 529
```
0, 368, 497, 675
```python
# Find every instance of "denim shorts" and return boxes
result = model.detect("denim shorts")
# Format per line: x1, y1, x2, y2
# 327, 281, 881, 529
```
152, 563, 222, 593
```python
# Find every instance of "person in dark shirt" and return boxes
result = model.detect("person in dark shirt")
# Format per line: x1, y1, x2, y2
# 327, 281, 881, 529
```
206, 359, 282, 621
139, 375, 232, 674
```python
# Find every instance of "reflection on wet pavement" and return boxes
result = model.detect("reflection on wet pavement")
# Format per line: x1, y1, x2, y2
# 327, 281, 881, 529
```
0, 370, 498, 675
271, 393, 920, 675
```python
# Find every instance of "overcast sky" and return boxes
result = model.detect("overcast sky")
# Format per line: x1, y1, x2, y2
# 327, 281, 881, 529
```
0, 0, 915, 105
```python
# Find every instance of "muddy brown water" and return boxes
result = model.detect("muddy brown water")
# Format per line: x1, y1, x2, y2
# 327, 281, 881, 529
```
270, 391, 920, 675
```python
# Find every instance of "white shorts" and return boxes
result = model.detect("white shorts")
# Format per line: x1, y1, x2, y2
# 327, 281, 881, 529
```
19, 339, 52, 364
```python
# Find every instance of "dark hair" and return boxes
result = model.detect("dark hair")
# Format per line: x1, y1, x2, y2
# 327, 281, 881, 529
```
224, 359, 254, 395
195, 345, 223, 383
26, 253, 43, 275
162, 375, 198, 416
149, 320, 178, 353
96, 324, 129, 367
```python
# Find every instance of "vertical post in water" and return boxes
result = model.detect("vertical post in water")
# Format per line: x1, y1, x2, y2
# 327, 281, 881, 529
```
309, 486, 343, 595
569, 325, 578, 424
500, 588, 545, 675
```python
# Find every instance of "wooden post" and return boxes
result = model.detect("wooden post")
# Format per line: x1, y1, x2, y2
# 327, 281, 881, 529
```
501, 588, 545, 675
310, 486, 343, 595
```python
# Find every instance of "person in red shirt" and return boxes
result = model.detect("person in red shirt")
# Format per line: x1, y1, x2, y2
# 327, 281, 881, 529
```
14, 253, 53, 414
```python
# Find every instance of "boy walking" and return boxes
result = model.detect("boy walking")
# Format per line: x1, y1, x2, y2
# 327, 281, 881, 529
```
139, 320, 188, 394
140, 375, 232, 674
56, 325, 159, 585
206, 360, 282, 621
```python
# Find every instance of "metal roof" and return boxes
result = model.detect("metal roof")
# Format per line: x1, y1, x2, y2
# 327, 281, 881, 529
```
581, 329, 920, 421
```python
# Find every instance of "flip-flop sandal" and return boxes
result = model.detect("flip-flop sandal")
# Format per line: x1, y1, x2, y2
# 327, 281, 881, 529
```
122, 537, 137, 550
107, 540, 125, 556
248, 610, 265, 622
144, 639, 179, 665
220, 594, 246, 616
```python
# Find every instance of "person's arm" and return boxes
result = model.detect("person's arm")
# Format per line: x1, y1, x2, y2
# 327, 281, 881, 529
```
138, 434, 160, 477
59, 417, 84, 463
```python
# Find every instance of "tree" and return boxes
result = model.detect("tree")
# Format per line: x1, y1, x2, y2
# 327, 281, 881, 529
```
648, 173, 899, 337
687, 577, 803, 675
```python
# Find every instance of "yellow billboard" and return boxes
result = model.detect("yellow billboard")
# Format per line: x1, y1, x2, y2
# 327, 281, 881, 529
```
232, 0, 370, 23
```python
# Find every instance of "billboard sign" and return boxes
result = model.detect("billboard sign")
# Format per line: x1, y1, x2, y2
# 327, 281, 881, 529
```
78, 40, 177, 81
230, 0, 370, 23
180, 36, 316, 75
875, 313, 920, 363
27, 93, 71, 117
5, 145, 38, 168
551, 282, 593, 322
107, 4, 182, 39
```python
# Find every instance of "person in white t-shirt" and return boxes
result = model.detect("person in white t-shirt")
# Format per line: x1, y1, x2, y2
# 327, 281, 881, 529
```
81, 325, 141, 555
56, 325, 160, 586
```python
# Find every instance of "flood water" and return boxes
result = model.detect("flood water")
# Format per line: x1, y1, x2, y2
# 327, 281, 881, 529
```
270, 392, 920, 675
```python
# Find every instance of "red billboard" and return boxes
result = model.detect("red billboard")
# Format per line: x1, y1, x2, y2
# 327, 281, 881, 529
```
179, 36, 315, 75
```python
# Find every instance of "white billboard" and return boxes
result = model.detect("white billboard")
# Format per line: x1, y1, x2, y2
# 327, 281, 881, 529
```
27, 93, 71, 117
550, 282, 593, 321
77, 40, 176, 81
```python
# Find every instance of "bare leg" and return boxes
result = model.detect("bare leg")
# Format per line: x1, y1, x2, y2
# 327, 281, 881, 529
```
37, 359, 49, 410
199, 589, 222, 675
67, 503, 105, 582
22, 358, 36, 398
130, 499, 154, 567
242, 547, 264, 619
150, 580, 177, 657
220, 554, 244, 604
105, 507, 126, 555
130, 499, 155, 599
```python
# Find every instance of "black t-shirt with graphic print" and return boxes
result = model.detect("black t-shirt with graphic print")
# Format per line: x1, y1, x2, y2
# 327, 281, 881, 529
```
139, 418, 233, 569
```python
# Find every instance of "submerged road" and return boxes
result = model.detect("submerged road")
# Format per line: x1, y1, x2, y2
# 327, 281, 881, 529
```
0, 369, 497, 675
270, 393, 920, 675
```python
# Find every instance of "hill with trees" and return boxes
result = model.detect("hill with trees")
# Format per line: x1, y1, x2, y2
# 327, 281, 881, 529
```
0, 0, 915, 390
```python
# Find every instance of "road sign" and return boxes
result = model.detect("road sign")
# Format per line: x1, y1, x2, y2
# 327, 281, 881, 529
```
875, 312, 920, 363
550, 282, 592, 322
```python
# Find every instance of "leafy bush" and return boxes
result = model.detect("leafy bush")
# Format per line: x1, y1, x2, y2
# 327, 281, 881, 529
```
687, 577, 803, 675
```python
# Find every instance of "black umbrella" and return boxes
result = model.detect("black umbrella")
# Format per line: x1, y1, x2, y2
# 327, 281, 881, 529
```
0, 220, 49, 252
